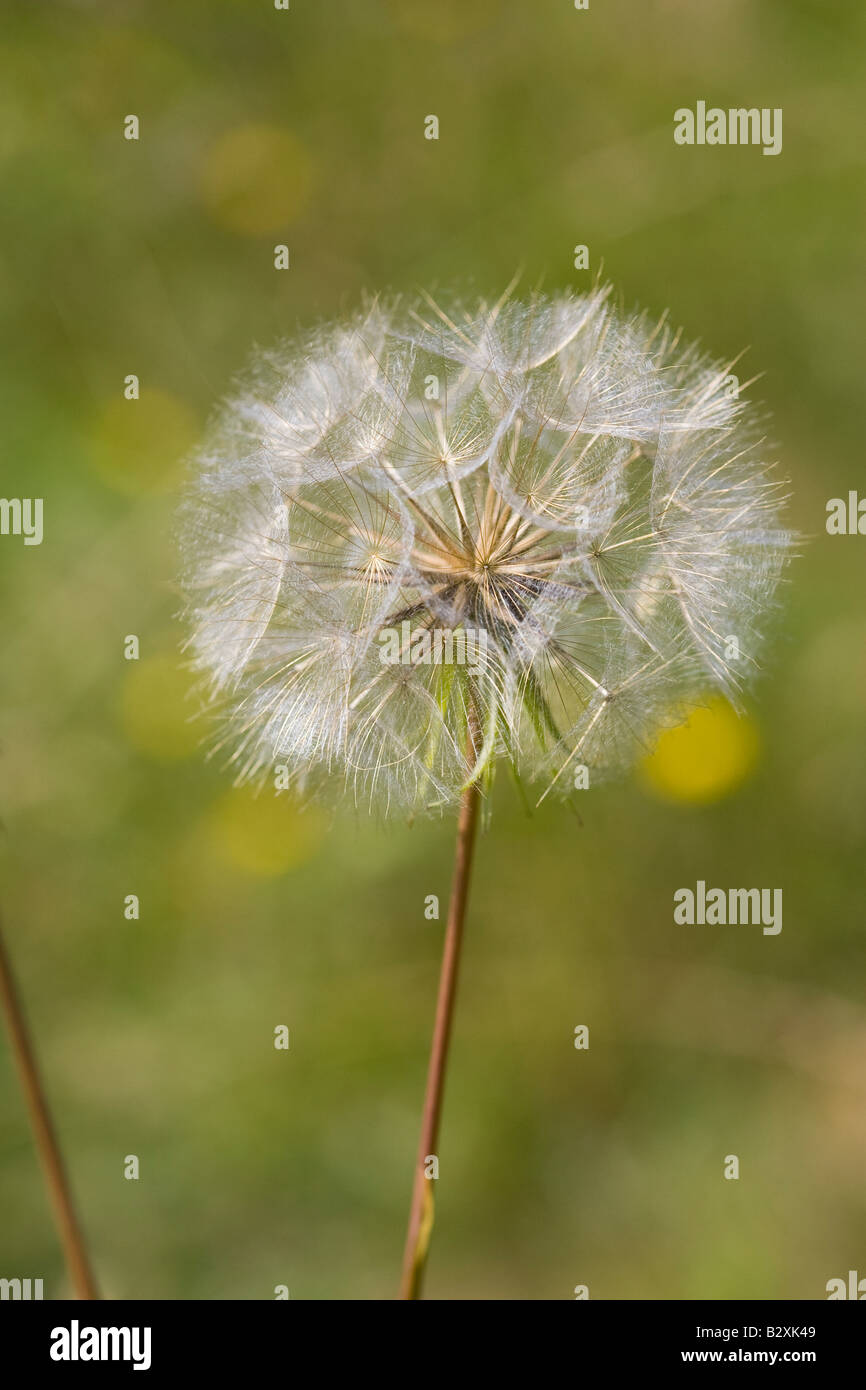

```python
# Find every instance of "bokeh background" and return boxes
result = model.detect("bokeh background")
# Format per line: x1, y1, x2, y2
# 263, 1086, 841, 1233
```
2, 0, 865, 1300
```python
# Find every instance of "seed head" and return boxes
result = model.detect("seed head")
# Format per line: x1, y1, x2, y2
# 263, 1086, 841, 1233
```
179, 287, 793, 813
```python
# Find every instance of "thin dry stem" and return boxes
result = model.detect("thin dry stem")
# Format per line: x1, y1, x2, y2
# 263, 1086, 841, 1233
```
399, 772, 482, 1299
0, 914, 99, 1299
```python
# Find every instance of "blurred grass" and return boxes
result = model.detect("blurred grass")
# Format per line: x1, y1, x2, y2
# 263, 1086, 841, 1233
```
1, 0, 865, 1299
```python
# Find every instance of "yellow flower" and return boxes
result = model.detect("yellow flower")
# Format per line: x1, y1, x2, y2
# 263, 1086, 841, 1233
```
640, 698, 759, 804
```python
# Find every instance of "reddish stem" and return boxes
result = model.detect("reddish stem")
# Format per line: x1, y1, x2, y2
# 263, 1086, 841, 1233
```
400, 775, 482, 1299
0, 916, 99, 1299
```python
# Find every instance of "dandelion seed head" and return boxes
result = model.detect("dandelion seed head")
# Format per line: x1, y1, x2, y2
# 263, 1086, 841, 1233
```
179, 287, 794, 813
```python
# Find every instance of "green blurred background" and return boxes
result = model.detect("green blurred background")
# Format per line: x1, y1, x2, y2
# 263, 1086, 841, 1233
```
1, 0, 865, 1300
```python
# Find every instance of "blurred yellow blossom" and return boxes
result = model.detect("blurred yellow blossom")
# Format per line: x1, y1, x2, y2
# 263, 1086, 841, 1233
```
640, 697, 760, 804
